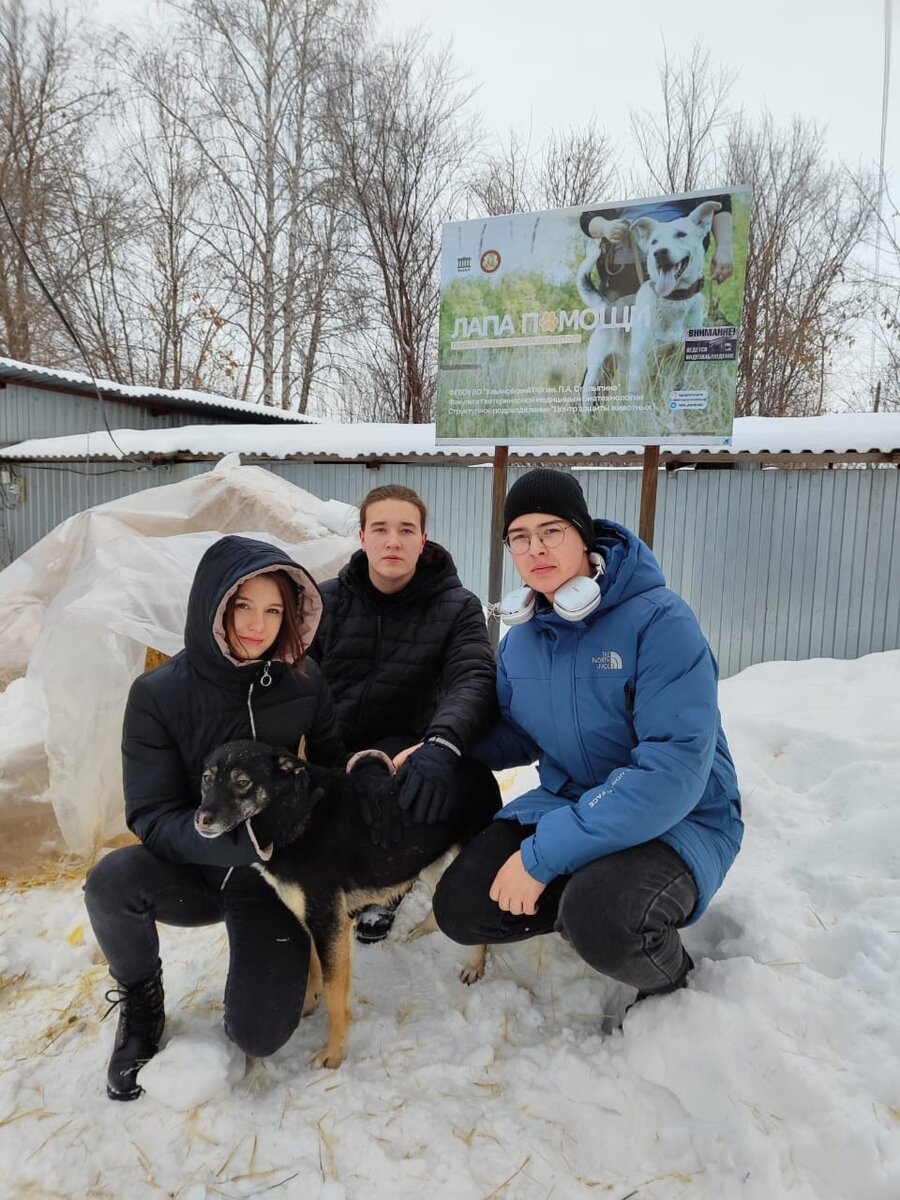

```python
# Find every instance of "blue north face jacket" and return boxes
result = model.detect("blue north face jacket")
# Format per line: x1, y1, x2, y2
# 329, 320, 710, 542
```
476, 519, 743, 922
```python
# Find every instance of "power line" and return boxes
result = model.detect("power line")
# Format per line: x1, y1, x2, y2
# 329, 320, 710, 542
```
870, 0, 894, 409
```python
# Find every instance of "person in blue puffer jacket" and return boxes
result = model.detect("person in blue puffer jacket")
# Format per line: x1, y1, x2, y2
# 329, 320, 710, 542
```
433, 468, 743, 1009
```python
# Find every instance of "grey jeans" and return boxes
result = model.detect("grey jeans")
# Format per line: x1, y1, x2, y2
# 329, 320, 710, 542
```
433, 819, 697, 994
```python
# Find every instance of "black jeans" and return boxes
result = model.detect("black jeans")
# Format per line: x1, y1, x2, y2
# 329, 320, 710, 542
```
84, 846, 309, 1057
433, 820, 697, 994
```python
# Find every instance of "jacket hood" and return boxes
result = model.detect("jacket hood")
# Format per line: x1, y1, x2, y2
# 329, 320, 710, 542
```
184, 535, 323, 682
591, 519, 666, 610
339, 539, 461, 605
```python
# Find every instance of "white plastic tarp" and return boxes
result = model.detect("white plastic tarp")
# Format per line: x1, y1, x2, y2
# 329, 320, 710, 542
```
0, 456, 359, 856
0, 453, 358, 669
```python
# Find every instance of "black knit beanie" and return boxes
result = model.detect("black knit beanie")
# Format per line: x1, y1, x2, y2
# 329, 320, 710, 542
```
503, 469, 594, 547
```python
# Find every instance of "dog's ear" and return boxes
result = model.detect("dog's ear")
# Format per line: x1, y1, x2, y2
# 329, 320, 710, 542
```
276, 751, 304, 775
688, 200, 721, 234
268, 780, 325, 846
629, 217, 656, 252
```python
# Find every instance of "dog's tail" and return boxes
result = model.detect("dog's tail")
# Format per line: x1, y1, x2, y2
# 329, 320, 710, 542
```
575, 247, 608, 314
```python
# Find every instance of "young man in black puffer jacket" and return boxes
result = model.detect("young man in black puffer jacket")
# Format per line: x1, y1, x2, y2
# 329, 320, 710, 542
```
310, 484, 499, 941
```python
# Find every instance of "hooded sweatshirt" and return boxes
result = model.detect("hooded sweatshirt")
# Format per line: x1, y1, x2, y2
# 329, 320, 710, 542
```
122, 535, 343, 868
475, 519, 743, 922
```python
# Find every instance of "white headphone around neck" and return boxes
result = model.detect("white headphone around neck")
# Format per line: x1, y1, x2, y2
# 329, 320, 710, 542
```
499, 553, 605, 626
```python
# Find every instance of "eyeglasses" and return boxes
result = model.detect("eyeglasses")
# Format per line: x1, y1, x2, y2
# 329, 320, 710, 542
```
504, 522, 570, 556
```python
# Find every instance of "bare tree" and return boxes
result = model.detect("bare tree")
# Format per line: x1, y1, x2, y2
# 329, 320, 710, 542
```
544, 120, 620, 209
324, 33, 474, 422
128, 0, 363, 408
114, 49, 225, 390
93, 41, 285, 395
860, 184, 900, 413
469, 118, 618, 215
724, 115, 873, 417
468, 127, 534, 215
630, 41, 735, 195
0, 0, 108, 365
628, 40, 874, 417
277, 1, 359, 412
50, 172, 142, 382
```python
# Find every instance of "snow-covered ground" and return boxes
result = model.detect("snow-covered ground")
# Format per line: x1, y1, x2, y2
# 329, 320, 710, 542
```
1, 651, 899, 1199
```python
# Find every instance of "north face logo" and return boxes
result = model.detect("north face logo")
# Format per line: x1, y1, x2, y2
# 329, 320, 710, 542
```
592, 651, 623, 671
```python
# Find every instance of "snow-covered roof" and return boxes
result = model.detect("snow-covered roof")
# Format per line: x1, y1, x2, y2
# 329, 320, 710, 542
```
0, 413, 898, 462
0, 356, 312, 424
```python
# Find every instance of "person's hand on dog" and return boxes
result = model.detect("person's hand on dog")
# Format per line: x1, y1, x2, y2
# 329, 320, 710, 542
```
396, 739, 460, 825
347, 751, 405, 847
585, 215, 629, 244
391, 742, 422, 771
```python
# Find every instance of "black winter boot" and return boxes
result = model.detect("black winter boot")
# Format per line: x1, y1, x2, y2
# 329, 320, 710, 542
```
355, 901, 399, 944
632, 951, 695, 1006
102, 965, 165, 1100
603, 952, 696, 1033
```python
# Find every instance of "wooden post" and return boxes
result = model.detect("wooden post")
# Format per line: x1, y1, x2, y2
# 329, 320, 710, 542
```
639, 444, 660, 548
487, 444, 509, 653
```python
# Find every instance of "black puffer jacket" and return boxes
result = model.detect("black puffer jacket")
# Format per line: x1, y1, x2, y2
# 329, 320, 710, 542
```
310, 541, 497, 753
122, 535, 343, 868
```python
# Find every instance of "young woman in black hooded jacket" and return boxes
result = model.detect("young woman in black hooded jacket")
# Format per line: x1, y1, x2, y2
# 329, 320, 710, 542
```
84, 535, 344, 1100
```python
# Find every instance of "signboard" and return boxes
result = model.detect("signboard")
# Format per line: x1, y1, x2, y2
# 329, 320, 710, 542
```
435, 187, 751, 444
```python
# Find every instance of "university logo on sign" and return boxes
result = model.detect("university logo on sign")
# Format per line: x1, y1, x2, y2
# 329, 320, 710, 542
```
457, 256, 471, 273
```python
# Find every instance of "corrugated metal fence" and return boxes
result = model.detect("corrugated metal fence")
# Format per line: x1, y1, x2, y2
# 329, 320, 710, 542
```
0, 383, 245, 444
1, 459, 898, 678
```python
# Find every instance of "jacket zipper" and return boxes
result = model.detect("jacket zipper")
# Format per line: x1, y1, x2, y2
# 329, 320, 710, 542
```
245, 659, 273, 741
224, 658, 273, 892
568, 635, 593, 783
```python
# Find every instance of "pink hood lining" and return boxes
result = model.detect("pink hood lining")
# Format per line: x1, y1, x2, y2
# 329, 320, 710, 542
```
212, 564, 323, 667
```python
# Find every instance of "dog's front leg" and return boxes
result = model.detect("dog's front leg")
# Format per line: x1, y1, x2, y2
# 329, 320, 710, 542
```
302, 941, 323, 1018
308, 914, 353, 1070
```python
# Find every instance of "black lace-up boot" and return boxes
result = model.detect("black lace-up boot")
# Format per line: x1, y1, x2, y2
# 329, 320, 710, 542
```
102, 965, 165, 1100
355, 900, 400, 944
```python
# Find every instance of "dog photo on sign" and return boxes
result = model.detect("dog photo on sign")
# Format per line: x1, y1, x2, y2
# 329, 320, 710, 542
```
576, 192, 733, 415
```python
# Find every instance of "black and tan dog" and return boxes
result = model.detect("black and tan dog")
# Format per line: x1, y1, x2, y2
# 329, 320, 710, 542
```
194, 740, 501, 1069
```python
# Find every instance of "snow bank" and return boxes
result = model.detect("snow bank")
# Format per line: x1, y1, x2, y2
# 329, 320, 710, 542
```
0, 651, 898, 1198
140, 1031, 246, 1110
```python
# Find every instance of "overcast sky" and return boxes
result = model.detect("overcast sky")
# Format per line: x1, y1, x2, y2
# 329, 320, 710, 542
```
90, 0, 897, 197
379, 0, 898, 195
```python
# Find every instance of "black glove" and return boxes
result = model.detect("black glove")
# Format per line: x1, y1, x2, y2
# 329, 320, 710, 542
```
349, 753, 404, 848
360, 778, 405, 848
397, 739, 460, 825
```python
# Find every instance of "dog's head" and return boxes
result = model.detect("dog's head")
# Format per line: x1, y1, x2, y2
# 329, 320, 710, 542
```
195, 739, 318, 845
630, 200, 721, 298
